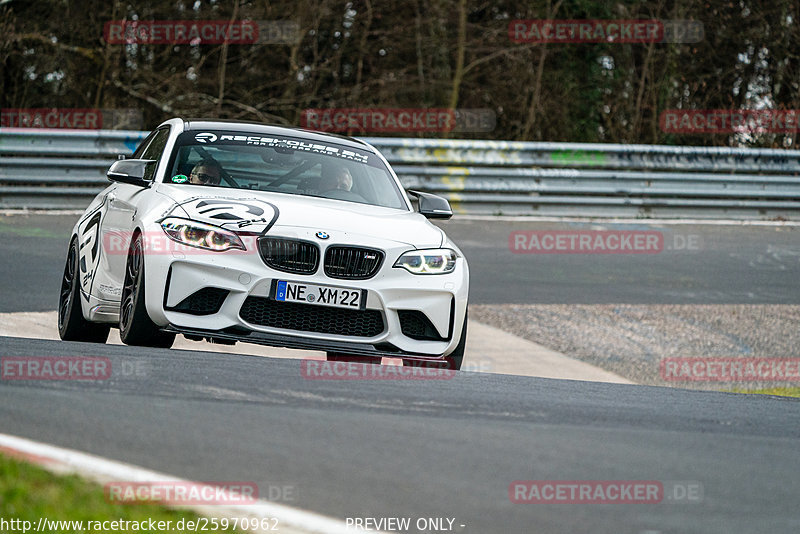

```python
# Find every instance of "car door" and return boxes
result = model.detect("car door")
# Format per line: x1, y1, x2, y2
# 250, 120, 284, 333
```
98, 126, 172, 300
75, 129, 156, 302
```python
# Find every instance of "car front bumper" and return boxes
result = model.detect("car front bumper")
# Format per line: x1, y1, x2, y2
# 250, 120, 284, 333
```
143, 228, 469, 360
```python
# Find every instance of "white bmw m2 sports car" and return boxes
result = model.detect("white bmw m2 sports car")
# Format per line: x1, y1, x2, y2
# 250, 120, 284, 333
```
58, 119, 469, 369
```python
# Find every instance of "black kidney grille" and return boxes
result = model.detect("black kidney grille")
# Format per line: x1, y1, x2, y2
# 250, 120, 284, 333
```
239, 297, 385, 337
258, 237, 319, 274
324, 246, 384, 280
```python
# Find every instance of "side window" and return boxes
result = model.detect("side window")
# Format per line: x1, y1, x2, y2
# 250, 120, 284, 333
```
131, 130, 157, 159
141, 128, 170, 160
140, 128, 171, 180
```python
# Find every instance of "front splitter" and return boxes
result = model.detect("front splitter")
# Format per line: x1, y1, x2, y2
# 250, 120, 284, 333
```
163, 324, 448, 362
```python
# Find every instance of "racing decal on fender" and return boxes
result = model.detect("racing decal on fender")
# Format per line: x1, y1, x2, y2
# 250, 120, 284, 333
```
195, 199, 265, 220
78, 212, 102, 296
168, 197, 280, 234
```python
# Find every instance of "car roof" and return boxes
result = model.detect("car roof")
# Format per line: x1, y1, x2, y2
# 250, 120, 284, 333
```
181, 119, 372, 151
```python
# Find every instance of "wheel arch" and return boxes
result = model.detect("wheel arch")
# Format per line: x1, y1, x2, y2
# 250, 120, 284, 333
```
130, 225, 171, 328
66, 234, 91, 320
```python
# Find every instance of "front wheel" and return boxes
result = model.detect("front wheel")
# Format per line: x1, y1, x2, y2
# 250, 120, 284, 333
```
403, 309, 468, 371
119, 235, 175, 348
58, 239, 111, 343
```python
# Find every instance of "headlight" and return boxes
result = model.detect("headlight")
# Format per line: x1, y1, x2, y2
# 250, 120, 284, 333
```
160, 218, 245, 252
393, 248, 458, 274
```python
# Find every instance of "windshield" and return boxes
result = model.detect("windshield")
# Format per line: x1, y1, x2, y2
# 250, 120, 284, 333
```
165, 130, 408, 210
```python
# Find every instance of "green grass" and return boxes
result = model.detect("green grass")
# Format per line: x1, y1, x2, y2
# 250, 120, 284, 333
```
0, 452, 237, 532
0, 221, 70, 239
730, 387, 800, 398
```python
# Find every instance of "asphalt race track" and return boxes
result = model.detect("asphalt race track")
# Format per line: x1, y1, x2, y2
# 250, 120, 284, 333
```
1, 336, 799, 534
2, 214, 799, 312
1, 213, 800, 533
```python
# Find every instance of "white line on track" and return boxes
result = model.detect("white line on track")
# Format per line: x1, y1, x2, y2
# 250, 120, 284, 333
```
0, 432, 381, 534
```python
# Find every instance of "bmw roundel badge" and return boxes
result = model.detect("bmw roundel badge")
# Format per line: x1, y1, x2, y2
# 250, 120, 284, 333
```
316, 231, 329, 240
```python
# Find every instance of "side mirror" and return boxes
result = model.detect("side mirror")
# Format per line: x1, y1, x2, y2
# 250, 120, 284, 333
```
107, 159, 155, 187
407, 190, 453, 220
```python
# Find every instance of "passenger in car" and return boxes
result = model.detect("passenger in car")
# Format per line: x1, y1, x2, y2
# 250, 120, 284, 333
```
189, 159, 223, 186
319, 163, 353, 192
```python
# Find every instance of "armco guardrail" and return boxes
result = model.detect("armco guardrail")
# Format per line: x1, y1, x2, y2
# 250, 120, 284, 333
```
2, 129, 800, 218
0, 129, 147, 209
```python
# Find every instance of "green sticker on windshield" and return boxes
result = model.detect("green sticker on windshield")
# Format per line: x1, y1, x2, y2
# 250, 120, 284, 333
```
171, 174, 188, 183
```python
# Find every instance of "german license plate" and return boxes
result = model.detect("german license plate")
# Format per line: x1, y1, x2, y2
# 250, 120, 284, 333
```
274, 280, 364, 309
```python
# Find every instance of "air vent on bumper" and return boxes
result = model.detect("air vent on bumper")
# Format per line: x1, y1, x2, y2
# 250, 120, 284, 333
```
239, 296, 385, 337
398, 310, 450, 341
167, 287, 229, 316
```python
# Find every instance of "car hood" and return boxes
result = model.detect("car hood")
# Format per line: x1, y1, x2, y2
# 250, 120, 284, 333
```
156, 184, 444, 248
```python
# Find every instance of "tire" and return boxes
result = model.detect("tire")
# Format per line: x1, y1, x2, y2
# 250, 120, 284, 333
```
58, 238, 111, 343
403, 308, 468, 371
326, 352, 382, 365
119, 234, 175, 348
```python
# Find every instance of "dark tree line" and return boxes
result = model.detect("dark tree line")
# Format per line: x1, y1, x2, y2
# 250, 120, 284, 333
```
2, 0, 799, 147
